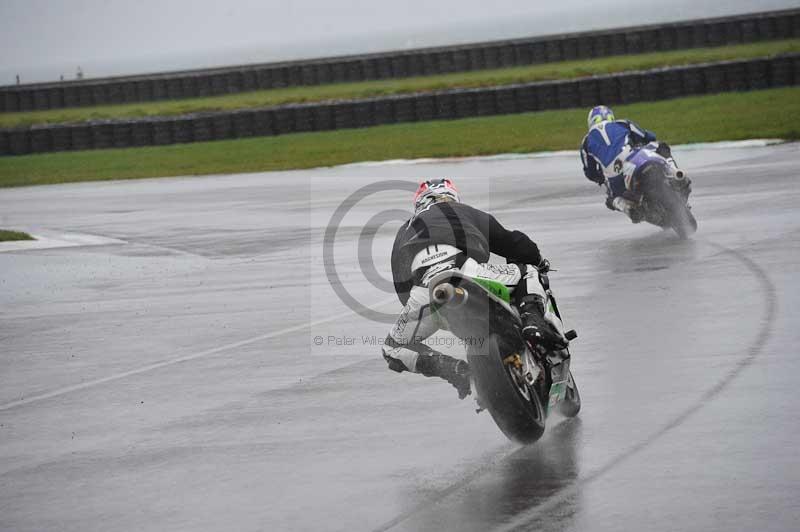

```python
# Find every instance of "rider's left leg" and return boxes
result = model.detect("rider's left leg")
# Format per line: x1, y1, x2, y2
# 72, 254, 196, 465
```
519, 295, 568, 350
515, 268, 569, 350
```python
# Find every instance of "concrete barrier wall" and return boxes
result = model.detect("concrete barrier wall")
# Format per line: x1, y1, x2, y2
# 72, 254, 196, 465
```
1, 54, 798, 156
1, 8, 798, 113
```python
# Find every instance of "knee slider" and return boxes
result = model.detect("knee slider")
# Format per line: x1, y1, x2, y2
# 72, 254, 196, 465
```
383, 352, 409, 373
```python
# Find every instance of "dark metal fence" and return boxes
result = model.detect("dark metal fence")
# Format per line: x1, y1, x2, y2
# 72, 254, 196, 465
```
2, 54, 797, 156
1, 8, 798, 113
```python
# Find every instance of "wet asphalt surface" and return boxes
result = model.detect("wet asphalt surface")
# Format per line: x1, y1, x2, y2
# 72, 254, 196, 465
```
1, 143, 798, 531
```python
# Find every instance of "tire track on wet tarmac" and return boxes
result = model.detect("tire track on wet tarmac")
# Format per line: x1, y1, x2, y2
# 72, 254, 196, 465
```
494, 240, 777, 531
372, 239, 777, 532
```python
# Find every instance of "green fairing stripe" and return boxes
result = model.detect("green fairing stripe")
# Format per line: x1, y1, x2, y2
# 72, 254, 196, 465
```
474, 278, 511, 303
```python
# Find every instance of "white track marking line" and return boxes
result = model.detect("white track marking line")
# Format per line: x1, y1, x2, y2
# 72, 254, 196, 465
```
691, 159, 796, 174
0, 295, 398, 412
0, 232, 125, 253
339, 139, 787, 168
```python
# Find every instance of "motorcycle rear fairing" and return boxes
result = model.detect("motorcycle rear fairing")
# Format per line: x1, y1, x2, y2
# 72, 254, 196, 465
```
430, 270, 522, 344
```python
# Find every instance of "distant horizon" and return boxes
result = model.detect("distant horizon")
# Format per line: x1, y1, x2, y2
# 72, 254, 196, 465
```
2, 0, 798, 87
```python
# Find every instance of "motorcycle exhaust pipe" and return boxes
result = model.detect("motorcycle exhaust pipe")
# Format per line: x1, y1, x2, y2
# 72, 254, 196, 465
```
674, 170, 685, 180
432, 283, 468, 306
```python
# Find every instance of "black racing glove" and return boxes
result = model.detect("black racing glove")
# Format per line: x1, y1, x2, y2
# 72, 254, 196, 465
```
655, 142, 672, 159
537, 257, 551, 273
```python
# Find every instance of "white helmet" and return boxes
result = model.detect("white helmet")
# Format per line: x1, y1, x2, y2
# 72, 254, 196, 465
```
413, 178, 460, 213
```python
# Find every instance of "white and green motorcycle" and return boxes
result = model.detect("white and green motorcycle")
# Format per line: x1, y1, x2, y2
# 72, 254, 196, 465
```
430, 268, 580, 444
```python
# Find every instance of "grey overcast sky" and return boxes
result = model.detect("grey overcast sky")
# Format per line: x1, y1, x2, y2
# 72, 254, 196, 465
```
1, 0, 798, 86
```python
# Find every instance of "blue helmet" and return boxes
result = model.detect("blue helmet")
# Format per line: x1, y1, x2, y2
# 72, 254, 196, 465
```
587, 105, 615, 129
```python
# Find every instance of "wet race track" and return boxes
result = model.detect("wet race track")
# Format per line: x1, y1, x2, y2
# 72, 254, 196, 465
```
1, 143, 799, 531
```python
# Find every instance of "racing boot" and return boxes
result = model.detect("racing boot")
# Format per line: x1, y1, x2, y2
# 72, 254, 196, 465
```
416, 352, 471, 399
611, 196, 644, 224
519, 295, 567, 351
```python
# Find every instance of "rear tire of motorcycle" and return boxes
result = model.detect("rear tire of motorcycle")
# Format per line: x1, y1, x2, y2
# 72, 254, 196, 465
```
556, 370, 581, 418
468, 335, 546, 445
654, 180, 696, 239
687, 210, 698, 233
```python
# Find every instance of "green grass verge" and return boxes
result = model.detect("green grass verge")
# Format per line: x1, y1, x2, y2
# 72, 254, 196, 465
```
2, 39, 799, 129
1, 86, 798, 188
0, 229, 34, 241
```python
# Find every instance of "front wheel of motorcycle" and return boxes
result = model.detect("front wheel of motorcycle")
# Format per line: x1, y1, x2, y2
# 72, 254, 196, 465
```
468, 334, 546, 444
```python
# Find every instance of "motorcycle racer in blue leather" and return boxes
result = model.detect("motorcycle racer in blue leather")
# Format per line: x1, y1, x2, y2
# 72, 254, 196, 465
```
581, 105, 673, 223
